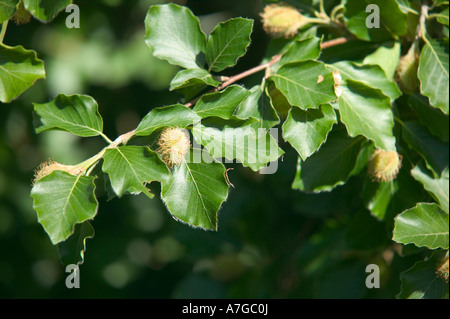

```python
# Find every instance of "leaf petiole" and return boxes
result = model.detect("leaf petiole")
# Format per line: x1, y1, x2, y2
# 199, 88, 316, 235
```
0, 20, 9, 43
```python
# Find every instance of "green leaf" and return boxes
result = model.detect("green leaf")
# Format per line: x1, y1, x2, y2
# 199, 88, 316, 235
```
362, 42, 401, 81
292, 126, 364, 193
102, 146, 170, 199
401, 121, 449, 176
338, 80, 396, 151
393, 203, 449, 249
33, 94, 104, 137
206, 17, 253, 72
170, 68, 220, 91
57, 221, 94, 266
398, 251, 449, 299
436, 7, 449, 26
362, 178, 398, 221
161, 149, 229, 230
135, 104, 201, 136
270, 61, 337, 110
192, 117, 284, 172
330, 61, 402, 102
282, 104, 337, 161
0, 0, 19, 23
31, 171, 98, 245
235, 85, 280, 129
193, 85, 251, 120
363, 167, 430, 222
411, 164, 449, 214
144, 3, 207, 69
276, 37, 322, 68
418, 39, 449, 114
0, 44, 45, 103
344, 0, 408, 42
23, 0, 72, 22
408, 93, 449, 143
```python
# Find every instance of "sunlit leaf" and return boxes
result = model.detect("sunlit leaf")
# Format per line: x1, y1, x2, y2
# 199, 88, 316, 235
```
282, 104, 337, 161
418, 39, 449, 114
338, 80, 396, 151
270, 61, 337, 110
144, 3, 207, 69
31, 171, 98, 245
161, 149, 229, 230
0, 44, 45, 103
193, 85, 251, 120
411, 163, 449, 214
135, 104, 201, 136
102, 146, 170, 198
192, 117, 284, 171
0, 0, 19, 23
393, 203, 449, 249
206, 17, 253, 72
33, 94, 104, 137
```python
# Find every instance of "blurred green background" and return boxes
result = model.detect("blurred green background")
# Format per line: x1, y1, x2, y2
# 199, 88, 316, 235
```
0, 0, 426, 298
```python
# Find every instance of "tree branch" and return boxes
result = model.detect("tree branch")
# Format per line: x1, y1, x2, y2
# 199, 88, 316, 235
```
184, 37, 348, 108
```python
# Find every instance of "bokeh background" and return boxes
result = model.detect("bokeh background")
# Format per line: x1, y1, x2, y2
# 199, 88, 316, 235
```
0, 0, 425, 298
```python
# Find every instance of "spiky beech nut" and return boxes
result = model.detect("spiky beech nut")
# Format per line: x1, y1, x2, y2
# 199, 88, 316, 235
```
260, 3, 308, 38
436, 254, 449, 283
33, 160, 86, 185
157, 127, 191, 167
396, 42, 420, 93
12, 1, 32, 25
367, 149, 402, 183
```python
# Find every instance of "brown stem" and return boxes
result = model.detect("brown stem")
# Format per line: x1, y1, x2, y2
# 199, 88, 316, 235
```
76, 36, 350, 173
320, 37, 348, 49
184, 54, 282, 108
184, 37, 348, 108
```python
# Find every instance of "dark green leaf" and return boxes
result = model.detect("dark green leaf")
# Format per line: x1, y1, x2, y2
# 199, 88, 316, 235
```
206, 18, 253, 72
102, 146, 170, 199
57, 221, 94, 266
436, 7, 449, 26
144, 4, 207, 69
344, 0, 408, 42
292, 126, 364, 193
398, 251, 449, 299
33, 94, 104, 137
0, 44, 45, 103
31, 171, 98, 245
401, 121, 449, 176
362, 178, 398, 221
408, 93, 449, 143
